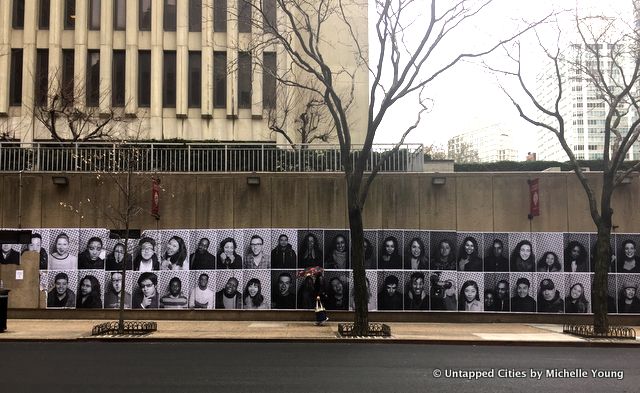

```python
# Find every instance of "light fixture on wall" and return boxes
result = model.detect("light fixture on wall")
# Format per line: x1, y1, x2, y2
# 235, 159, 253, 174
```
51, 176, 69, 186
247, 176, 261, 186
431, 176, 446, 186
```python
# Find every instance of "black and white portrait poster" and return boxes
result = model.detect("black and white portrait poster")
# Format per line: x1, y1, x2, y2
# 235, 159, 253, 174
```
403, 270, 429, 311
324, 230, 350, 270
104, 234, 136, 271
46, 270, 78, 308
270, 229, 297, 269
297, 229, 324, 269
589, 233, 615, 272
615, 234, 640, 274
103, 270, 133, 309
160, 230, 190, 271
27, 228, 50, 270
377, 270, 403, 311
0, 238, 21, 266
48, 229, 79, 270
297, 272, 317, 309
130, 271, 161, 309
430, 270, 457, 311
216, 230, 243, 270
242, 270, 271, 310
564, 233, 590, 273
362, 230, 378, 270
458, 272, 484, 312
378, 230, 403, 270
606, 274, 618, 313
76, 270, 105, 309
509, 272, 535, 313
78, 228, 109, 270
430, 231, 456, 271
242, 229, 271, 270
271, 270, 297, 309
156, 270, 190, 309
534, 273, 565, 313
564, 273, 591, 313
456, 232, 483, 272
484, 273, 510, 312
188, 270, 216, 309
483, 232, 509, 272
349, 270, 377, 311
616, 273, 640, 314
403, 230, 429, 270
135, 230, 162, 271
323, 270, 349, 311
215, 269, 243, 310
535, 232, 564, 273
509, 232, 536, 273
188, 230, 217, 270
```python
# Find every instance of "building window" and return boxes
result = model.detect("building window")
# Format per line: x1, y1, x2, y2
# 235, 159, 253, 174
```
238, 52, 252, 109
263, 52, 276, 108
263, 0, 276, 32
112, 51, 126, 107
35, 49, 49, 106
88, 0, 100, 30
164, 0, 176, 31
86, 50, 100, 106
213, 52, 227, 108
138, 51, 151, 107
64, 0, 75, 29
39, 0, 50, 30
238, 0, 251, 33
189, 0, 202, 32
139, 0, 152, 31
188, 51, 201, 108
13, 0, 25, 29
113, 0, 125, 30
214, 0, 227, 32
61, 49, 75, 103
163, 51, 176, 108
9, 49, 23, 106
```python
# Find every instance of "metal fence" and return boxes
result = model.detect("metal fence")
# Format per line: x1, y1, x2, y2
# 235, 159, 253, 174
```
0, 142, 424, 173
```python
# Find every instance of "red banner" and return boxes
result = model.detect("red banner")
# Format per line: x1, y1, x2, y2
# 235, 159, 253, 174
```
151, 178, 160, 218
529, 178, 540, 217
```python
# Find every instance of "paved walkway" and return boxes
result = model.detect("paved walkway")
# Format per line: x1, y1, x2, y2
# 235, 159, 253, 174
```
0, 319, 638, 345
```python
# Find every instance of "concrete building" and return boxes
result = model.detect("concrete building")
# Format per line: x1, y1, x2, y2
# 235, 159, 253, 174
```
447, 125, 518, 162
0, 0, 368, 143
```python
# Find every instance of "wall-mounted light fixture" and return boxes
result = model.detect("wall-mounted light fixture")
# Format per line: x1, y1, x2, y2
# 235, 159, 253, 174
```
621, 176, 632, 185
52, 176, 69, 186
246, 176, 261, 186
432, 176, 446, 186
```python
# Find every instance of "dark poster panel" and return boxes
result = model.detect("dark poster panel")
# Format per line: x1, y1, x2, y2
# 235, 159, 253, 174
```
563, 233, 589, 273
429, 270, 457, 311
323, 270, 349, 311
377, 270, 404, 311
76, 269, 105, 309
378, 230, 403, 270
430, 231, 456, 271
484, 273, 510, 312
188, 270, 216, 309
189, 230, 217, 270
403, 230, 429, 270
534, 273, 565, 314
271, 270, 296, 309
78, 228, 108, 270
297, 230, 324, 269
456, 232, 483, 272
270, 229, 297, 269
483, 233, 508, 272
362, 230, 378, 270
324, 230, 350, 270
103, 270, 133, 309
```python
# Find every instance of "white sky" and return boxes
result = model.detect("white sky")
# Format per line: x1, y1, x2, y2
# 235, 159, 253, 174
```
369, 0, 635, 159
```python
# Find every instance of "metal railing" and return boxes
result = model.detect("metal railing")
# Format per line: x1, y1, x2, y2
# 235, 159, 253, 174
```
0, 142, 424, 173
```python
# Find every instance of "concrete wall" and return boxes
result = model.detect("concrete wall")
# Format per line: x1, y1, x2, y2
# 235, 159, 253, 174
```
0, 171, 638, 233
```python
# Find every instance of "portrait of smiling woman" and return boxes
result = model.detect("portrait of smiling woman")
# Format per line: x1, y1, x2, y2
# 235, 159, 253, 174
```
404, 237, 429, 270
457, 236, 482, 272
510, 240, 535, 272
161, 235, 189, 270
48, 232, 78, 270
243, 278, 268, 310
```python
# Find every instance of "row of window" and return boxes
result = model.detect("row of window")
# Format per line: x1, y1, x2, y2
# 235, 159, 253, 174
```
12, 0, 276, 33
8, 49, 277, 110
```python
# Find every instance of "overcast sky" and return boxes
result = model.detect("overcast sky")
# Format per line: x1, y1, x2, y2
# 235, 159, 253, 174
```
369, 0, 635, 159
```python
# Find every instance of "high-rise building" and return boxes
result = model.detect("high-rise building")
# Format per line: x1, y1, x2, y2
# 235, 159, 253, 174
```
447, 125, 518, 162
0, 1, 368, 143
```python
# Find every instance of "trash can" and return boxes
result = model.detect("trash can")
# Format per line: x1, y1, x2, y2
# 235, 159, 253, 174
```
0, 289, 9, 333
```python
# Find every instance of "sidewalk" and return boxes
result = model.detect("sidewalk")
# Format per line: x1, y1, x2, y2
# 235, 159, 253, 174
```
0, 319, 638, 346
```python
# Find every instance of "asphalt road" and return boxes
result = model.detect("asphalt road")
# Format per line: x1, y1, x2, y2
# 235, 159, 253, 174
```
0, 342, 637, 393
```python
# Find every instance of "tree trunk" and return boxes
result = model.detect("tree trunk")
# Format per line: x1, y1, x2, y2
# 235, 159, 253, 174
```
348, 196, 368, 336
592, 215, 612, 334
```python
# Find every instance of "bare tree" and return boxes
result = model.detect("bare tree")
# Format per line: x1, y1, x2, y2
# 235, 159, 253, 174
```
238, 0, 543, 334
423, 143, 448, 160
448, 141, 481, 162
491, 14, 640, 333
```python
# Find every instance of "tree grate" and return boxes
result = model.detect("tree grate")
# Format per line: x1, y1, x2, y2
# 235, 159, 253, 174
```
337, 323, 391, 337
563, 324, 636, 340
92, 321, 157, 336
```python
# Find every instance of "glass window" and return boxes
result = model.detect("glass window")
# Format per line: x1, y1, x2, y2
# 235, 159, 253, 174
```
39, 0, 50, 29
112, 50, 126, 107
188, 52, 201, 108
214, 0, 226, 32
189, 0, 202, 32
113, 0, 125, 30
238, 0, 251, 33
138, 51, 151, 107
13, 0, 25, 29
35, 49, 49, 106
164, 0, 176, 31
213, 52, 227, 108
61, 49, 75, 103
238, 52, 251, 109
263, 52, 276, 108
86, 50, 100, 106
263, 0, 276, 33
139, 0, 152, 31
163, 51, 176, 108
9, 49, 23, 106
64, 0, 75, 30
88, 0, 100, 30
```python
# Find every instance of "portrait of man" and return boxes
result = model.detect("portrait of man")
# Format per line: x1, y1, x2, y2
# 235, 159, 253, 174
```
404, 272, 429, 310
618, 280, 640, 313
0, 244, 20, 265
377, 275, 403, 310
132, 272, 159, 309
510, 277, 536, 312
104, 272, 131, 309
429, 273, 457, 311
215, 277, 242, 309
484, 238, 509, 272
495, 280, 510, 311
271, 234, 297, 269
189, 238, 216, 270
160, 277, 188, 309
189, 273, 215, 309
272, 272, 296, 309
537, 278, 564, 313
24, 232, 48, 269
47, 272, 76, 308
243, 235, 270, 269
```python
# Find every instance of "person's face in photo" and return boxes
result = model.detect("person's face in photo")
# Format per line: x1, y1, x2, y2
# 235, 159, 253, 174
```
198, 275, 209, 289
497, 283, 508, 299
543, 287, 554, 301
570, 284, 583, 300
56, 237, 69, 255
140, 279, 156, 297
492, 241, 503, 257
1, 244, 11, 252
80, 278, 92, 296
571, 245, 581, 260
485, 292, 495, 308
464, 285, 477, 302
440, 241, 451, 257
331, 278, 343, 296
278, 276, 291, 296
225, 278, 239, 295
335, 236, 346, 252
545, 253, 555, 267
278, 235, 289, 248
169, 280, 181, 296
247, 282, 259, 297
166, 239, 179, 256
625, 242, 636, 259
517, 283, 529, 298
88, 240, 102, 260
250, 238, 263, 256
385, 282, 398, 296
384, 240, 395, 255
223, 241, 235, 257
444, 281, 456, 297
140, 242, 154, 260
111, 273, 123, 293
197, 238, 210, 254
29, 237, 41, 251
464, 240, 474, 256
410, 240, 421, 258
412, 278, 425, 295
114, 244, 125, 262
55, 278, 68, 295
519, 244, 531, 260
624, 287, 636, 299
